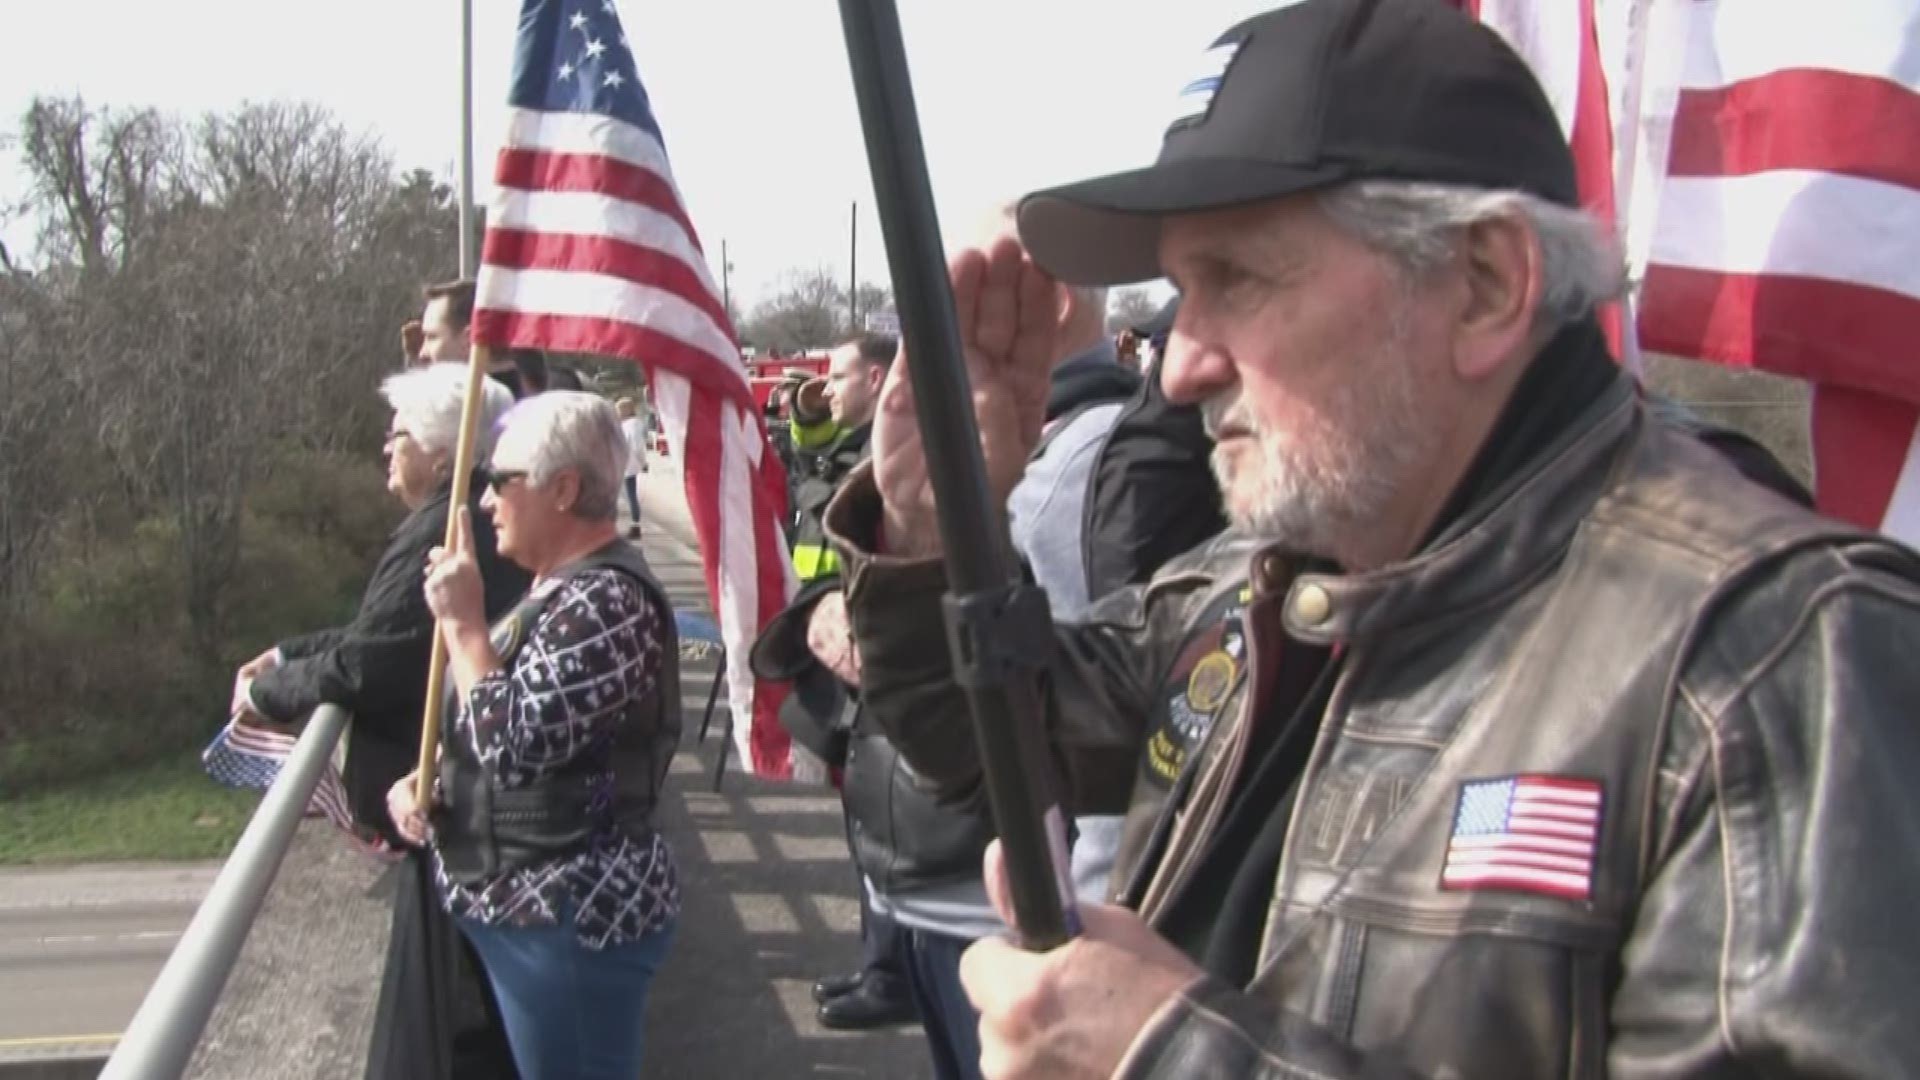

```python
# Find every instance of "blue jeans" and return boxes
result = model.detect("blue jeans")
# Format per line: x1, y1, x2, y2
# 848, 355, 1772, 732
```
457, 903, 677, 1080
903, 928, 984, 1080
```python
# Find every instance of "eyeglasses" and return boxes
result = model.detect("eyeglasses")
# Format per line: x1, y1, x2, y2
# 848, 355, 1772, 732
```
481, 467, 530, 495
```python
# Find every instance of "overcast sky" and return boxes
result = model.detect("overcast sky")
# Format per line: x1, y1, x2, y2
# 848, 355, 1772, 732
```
0, 0, 1265, 308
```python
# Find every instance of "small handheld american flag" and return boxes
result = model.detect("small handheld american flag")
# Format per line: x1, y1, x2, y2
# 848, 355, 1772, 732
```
203, 714, 399, 861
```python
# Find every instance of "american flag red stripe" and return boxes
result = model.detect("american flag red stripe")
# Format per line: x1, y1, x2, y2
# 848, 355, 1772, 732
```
1472, 0, 1920, 540
1624, 0, 1920, 535
1442, 775, 1603, 901
474, 1, 797, 778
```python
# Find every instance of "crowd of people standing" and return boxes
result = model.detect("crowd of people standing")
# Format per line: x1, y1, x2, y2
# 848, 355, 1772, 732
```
223, 2, 1920, 1076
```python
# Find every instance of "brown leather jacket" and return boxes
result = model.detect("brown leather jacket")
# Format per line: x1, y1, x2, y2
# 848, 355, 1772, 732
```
829, 376, 1920, 1077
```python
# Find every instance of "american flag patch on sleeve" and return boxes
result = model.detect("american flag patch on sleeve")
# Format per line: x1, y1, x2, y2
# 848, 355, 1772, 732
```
1440, 775, 1602, 901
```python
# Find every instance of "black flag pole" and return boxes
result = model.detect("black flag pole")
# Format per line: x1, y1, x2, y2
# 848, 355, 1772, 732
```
836, 0, 1078, 949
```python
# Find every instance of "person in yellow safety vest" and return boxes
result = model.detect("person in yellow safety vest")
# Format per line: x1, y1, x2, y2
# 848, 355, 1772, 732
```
787, 333, 896, 583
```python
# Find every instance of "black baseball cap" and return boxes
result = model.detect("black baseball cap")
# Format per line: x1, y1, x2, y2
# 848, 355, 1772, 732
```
1018, 0, 1578, 286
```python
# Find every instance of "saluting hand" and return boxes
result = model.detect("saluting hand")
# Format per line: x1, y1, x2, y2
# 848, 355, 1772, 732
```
871, 238, 1059, 558
424, 506, 486, 631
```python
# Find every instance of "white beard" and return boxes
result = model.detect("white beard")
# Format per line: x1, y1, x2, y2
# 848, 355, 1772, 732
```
1201, 321, 1436, 561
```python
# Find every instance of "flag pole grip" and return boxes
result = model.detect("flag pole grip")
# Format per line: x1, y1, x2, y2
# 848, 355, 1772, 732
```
414, 344, 496, 808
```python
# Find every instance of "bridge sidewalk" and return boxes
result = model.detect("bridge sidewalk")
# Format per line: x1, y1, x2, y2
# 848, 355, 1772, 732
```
633, 463, 931, 1078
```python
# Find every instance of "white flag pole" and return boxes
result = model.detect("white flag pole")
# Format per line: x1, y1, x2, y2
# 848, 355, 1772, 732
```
458, 0, 478, 278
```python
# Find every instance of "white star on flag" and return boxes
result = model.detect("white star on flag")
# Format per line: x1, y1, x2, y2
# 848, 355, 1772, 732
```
584, 38, 607, 59
557, 62, 574, 80
603, 70, 624, 88
568, 12, 587, 30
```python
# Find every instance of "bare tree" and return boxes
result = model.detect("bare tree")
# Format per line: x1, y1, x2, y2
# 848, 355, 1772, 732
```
1107, 286, 1162, 335
740, 269, 894, 353
8, 94, 457, 661
743, 267, 848, 353
20, 97, 178, 278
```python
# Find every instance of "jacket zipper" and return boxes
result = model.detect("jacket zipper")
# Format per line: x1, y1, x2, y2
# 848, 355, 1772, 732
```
1258, 645, 1357, 962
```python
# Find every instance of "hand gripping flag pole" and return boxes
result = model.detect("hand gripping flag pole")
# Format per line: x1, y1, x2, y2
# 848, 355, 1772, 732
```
836, 0, 1079, 949
413, 344, 493, 808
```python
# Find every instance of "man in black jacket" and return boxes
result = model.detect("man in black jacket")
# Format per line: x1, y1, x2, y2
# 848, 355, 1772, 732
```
830, 2, 1920, 1077
755, 334, 922, 1031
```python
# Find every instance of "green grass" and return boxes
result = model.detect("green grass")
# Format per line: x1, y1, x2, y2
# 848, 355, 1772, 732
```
0, 752, 262, 865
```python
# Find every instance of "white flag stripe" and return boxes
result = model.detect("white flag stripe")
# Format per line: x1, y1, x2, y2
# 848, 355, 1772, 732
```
1508, 815, 1599, 839
1650, 171, 1920, 301
1442, 865, 1592, 892
1510, 800, 1601, 822
480, 267, 740, 369
1448, 833, 1597, 856
1445, 848, 1594, 874
716, 398, 761, 772
1682, 0, 1920, 92
1512, 785, 1604, 807
1476, 1, 1586, 139
651, 369, 691, 483
503, 108, 679, 190
489, 188, 718, 296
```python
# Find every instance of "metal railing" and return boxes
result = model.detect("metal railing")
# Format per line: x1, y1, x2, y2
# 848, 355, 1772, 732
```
98, 705, 350, 1080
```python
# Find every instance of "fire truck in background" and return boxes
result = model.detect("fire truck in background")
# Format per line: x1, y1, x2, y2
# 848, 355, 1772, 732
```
746, 349, 830, 414
648, 348, 829, 458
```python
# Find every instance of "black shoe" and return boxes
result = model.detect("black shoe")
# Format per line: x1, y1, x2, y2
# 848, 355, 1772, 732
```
816, 982, 917, 1030
627, 525, 643, 540
811, 971, 866, 1004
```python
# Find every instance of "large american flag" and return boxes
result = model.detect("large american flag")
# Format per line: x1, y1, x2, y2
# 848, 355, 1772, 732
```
1440, 775, 1603, 901
1469, 0, 1920, 541
471, 0, 798, 777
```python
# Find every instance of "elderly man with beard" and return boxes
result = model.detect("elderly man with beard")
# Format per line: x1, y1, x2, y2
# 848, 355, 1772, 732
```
823, 1, 1920, 1078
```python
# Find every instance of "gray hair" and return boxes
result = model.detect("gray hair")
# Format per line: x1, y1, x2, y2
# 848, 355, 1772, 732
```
499, 391, 628, 522
1317, 181, 1626, 334
380, 362, 514, 459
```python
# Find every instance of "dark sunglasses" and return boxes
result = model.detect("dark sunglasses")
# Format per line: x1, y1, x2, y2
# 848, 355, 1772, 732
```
481, 468, 529, 495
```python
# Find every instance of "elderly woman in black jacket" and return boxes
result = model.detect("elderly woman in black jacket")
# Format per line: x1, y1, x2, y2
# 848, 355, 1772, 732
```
230, 362, 528, 846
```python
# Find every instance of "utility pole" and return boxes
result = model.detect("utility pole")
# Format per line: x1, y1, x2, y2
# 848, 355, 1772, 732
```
849, 200, 859, 331
721, 238, 733, 323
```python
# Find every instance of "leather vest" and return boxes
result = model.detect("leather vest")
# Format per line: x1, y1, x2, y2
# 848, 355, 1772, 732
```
435, 540, 681, 886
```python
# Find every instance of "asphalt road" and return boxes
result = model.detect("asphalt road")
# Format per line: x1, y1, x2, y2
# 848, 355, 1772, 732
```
0, 863, 216, 1059
0, 454, 931, 1077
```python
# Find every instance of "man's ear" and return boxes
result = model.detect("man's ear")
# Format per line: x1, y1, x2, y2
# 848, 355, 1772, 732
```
1450, 214, 1542, 383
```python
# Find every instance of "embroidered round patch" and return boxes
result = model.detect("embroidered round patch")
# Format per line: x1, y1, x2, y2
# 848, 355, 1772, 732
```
1185, 650, 1238, 713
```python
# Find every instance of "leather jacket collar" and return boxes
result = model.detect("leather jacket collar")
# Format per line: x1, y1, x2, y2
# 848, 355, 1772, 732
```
1280, 343, 1636, 645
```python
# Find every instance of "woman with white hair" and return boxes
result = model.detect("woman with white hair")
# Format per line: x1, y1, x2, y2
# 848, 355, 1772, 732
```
387, 392, 682, 1080
231, 363, 527, 847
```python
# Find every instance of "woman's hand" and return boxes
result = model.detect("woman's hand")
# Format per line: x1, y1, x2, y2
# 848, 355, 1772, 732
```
424, 507, 486, 631
231, 647, 280, 716
387, 770, 433, 847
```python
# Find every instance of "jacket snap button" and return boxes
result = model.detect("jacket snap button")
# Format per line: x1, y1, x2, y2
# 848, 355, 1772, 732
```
1258, 555, 1289, 592
1293, 583, 1332, 626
